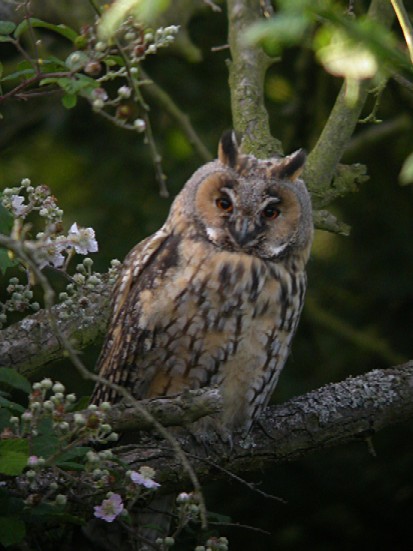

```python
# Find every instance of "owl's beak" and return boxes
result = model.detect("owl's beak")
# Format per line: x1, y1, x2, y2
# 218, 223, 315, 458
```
230, 218, 260, 247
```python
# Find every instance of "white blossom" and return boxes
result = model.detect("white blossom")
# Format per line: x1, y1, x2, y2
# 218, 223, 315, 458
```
10, 195, 27, 217
36, 240, 65, 269
68, 223, 98, 255
118, 85, 132, 98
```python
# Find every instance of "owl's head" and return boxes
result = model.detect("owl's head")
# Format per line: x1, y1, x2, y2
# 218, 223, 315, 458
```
173, 131, 313, 262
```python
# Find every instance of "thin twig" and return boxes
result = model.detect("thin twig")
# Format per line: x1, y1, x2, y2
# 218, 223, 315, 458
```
186, 450, 286, 503
23, 0, 41, 73
207, 520, 271, 536
88, 0, 168, 197
391, 0, 413, 64
0, 72, 72, 104
140, 68, 213, 162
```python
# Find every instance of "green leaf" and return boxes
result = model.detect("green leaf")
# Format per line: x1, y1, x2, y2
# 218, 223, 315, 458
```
56, 75, 97, 96
29, 502, 84, 525
0, 439, 29, 475
0, 368, 31, 394
0, 516, 26, 547
31, 417, 59, 458
399, 152, 413, 185
245, 14, 309, 55
104, 55, 125, 68
0, 396, 25, 414
1, 68, 36, 83
0, 488, 25, 516
68, 395, 90, 412
55, 461, 85, 471
65, 50, 89, 71
98, 0, 170, 40
0, 21, 16, 35
56, 446, 90, 462
0, 408, 11, 432
61, 93, 77, 109
0, 35, 12, 42
14, 18, 78, 42
0, 204, 12, 232
315, 27, 378, 80
55, 446, 90, 469
0, 250, 19, 275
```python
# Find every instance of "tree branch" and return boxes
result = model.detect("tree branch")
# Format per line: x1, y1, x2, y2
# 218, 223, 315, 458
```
305, 0, 395, 208
0, 281, 111, 377
97, 388, 223, 432
114, 362, 413, 488
226, 0, 283, 157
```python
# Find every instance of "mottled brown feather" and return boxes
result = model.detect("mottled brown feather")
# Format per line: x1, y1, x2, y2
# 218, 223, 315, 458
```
91, 132, 313, 435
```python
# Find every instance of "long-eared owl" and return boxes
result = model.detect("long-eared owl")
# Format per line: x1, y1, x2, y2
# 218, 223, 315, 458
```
91, 131, 313, 434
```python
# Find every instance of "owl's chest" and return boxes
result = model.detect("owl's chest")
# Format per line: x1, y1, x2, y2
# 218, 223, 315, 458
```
130, 247, 307, 431
141, 249, 301, 364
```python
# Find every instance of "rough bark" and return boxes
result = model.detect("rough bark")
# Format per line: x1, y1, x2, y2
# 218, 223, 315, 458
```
227, 0, 283, 157
0, 282, 111, 377
109, 363, 413, 489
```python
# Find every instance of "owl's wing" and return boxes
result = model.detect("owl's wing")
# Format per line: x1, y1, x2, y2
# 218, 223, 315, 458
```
91, 228, 171, 404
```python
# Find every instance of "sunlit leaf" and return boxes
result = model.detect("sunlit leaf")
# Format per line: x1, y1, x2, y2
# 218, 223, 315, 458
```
0, 439, 29, 475
0, 367, 31, 394
245, 13, 309, 55
14, 18, 78, 42
0, 516, 26, 547
316, 28, 377, 80
315, 10, 411, 75
399, 152, 413, 185
98, 0, 170, 40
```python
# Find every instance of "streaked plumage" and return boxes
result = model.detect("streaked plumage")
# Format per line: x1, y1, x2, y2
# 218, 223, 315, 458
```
91, 131, 313, 435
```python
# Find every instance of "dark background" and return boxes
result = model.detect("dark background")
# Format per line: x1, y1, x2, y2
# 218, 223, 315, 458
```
1, 2, 412, 549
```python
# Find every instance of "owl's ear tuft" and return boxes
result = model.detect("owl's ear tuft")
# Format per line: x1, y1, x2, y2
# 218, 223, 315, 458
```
218, 130, 240, 168
279, 148, 306, 181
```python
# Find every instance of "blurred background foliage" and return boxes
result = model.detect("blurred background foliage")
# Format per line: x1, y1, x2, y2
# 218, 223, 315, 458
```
1, 0, 413, 549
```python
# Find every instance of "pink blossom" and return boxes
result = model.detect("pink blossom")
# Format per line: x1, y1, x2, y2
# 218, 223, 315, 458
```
94, 493, 124, 522
130, 468, 160, 489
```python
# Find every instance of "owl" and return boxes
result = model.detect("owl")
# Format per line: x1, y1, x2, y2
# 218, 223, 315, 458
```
91, 131, 313, 435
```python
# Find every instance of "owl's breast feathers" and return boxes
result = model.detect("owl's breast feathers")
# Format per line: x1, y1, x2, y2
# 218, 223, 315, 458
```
92, 229, 306, 430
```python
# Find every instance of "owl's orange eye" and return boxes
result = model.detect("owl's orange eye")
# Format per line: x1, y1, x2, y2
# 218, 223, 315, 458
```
216, 196, 233, 212
262, 204, 280, 220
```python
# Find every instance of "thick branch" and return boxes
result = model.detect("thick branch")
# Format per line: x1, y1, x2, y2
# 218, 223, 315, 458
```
227, 0, 282, 156
115, 363, 413, 488
99, 388, 223, 431
0, 283, 111, 377
305, 0, 395, 208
